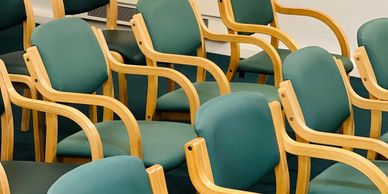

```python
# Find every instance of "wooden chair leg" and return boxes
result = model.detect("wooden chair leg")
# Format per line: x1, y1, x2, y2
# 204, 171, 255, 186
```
368, 109, 382, 160
20, 89, 31, 132
28, 86, 44, 162
295, 136, 311, 194
118, 73, 129, 107
167, 64, 176, 92
257, 74, 268, 84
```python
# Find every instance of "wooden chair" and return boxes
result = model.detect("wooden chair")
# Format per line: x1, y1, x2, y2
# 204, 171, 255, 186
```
51, 0, 146, 107
218, 0, 353, 82
0, 0, 42, 161
48, 156, 168, 194
130, 0, 284, 122
0, 59, 103, 194
354, 18, 388, 160
24, 17, 200, 171
278, 46, 388, 194
185, 92, 388, 194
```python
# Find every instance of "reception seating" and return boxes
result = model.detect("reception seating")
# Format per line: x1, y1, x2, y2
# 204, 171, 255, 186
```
279, 46, 388, 193
217, 0, 353, 82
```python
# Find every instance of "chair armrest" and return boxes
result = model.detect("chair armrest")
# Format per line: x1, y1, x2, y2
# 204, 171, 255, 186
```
129, 14, 231, 95
0, 164, 10, 194
146, 165, 169, 194
274, 2, 350, 57
269, 101, 388, 193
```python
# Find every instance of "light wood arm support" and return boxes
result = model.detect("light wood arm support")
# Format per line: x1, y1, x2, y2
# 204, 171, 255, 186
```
130, 14, 231, 96
0, 164, 10, 194
270, 101, 388, 193
106, 0, 117, 29
185, 138, 258, 194
23, 0, 35, 49
274, 3, 350, 57
146, 165, 169, 194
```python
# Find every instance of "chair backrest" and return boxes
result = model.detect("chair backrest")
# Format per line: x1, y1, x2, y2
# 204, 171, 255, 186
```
283, 46, 350, 133
48, 156, 153, 194
357, 18, 388, 89
195, 92, 280, 190
136, 0, 202, 55
230, 0, 274, 26
62, 0, 110, 15
30, 18, 108, 94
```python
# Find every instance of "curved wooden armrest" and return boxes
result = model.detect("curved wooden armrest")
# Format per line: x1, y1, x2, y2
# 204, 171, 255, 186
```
185, 138, 258, 194
0, 164, 10, 194
129, 14, 231, 95
270, 101, 388, 193
274, 2, 350, 57
279, 80, 388, 158
146, 165, 168, 194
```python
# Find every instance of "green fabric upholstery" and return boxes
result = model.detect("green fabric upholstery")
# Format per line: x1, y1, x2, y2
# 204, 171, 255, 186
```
57, 120, 196, 171
1, 161, 77, 194
283, 46, 350, 133
63, 0, 109, 15
48, 156, 152, 194
357, 18, 388, 89
239, 49, 353, 75
0, 0, 26, 31
136, 0, 202, 55
31, 18, 108, 94
230, 0, 274, 26
309, 160, 388, 194
380, 132, 388, 143
102, 29, 146, 65
157, 81, 278, 113
195, 92, 279, 190
0, 51, 29, 75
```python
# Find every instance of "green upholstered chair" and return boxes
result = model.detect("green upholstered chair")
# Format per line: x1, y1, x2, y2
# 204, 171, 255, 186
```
0, 59, 104, 194
185, 92, 388, 193
51, 0, 146, 106
131, 0, 283, 122
24, 17, 198, 171
48, 156, 168, 194
354, 18, 388, 160
279, 46, 388, 194
217, 0, 353, 83
0, 0, 42, 161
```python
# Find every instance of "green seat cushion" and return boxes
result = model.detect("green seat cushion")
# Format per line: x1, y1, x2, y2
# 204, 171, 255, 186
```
239, 49, 353, 75
102, 29, 146, 65
48, 156, 152, 194
57, 121, 196, 171
0, 50, 29, 75
156, 82, 278, 112
309, 160, 388, 194
1, 161, 77, 194
380, 132, 388, 143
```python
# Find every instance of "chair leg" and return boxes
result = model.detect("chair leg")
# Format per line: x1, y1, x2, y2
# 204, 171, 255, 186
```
28, 86, 44, 162
118, 73, 129, 107
295, 136, 311, 194
368, 110, 382, 160
20, 89, 31, 132
257, 74, 268, 84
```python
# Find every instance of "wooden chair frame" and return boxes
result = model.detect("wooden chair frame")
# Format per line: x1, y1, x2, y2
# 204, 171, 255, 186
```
130, 0, 282, 121
185, 101, 388, 194
279, 58, 388, 194
218, 0, 350, 82
22, 24, 200, 163
146, 164, 169, 194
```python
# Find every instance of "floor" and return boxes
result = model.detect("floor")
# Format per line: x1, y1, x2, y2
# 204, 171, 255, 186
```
9, 53, 388, 193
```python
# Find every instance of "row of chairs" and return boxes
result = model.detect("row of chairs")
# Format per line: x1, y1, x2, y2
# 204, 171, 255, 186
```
0, 0, 387, 193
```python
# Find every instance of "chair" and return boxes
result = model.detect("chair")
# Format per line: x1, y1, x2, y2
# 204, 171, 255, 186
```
354, 18, 388, 160
278, 46, 388, 194
131, 0, 284, 122
185, 92, 388, 194
0, 59, 104, 194
0, 0, 42, 161
48, 156, 168, 194
24, 17, 199, 171
218, 0, 353, 82
51, 0, 146, 107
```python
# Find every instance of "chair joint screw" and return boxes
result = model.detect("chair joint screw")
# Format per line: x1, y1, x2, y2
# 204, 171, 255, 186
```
289, 117, 294, 121
188, 146, 192, 151
363, 78, 367, 81
281, 94, 285, 98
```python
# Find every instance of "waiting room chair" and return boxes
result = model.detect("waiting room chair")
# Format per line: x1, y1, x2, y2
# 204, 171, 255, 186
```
185, 92, 388, 194
278, 46, 388, 193
131, 0, 283, 122
24, 17, 199, 171
0, 59, 104, 194
51, 0, 146, 107
48, 156, 168, 194
0, 0, 42, 161
218, 0, 353, 82
354, 18, 388, 160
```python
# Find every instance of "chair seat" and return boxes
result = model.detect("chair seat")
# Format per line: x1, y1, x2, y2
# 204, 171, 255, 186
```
1, 160, 77, 194
238, 49, 353, 75
380, 132, 388, 142
156, 81, 278, 112
0, 50, 29, 75
309, 160, 388, 194
102, 29, 146, 65
57, 120, 196, 171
